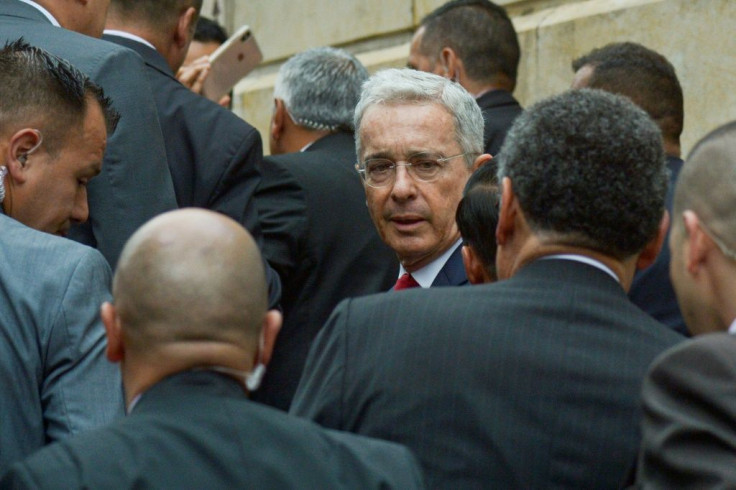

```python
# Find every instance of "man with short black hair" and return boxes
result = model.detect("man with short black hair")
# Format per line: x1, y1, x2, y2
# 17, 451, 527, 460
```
0, 0, 178, 269
408, 0, 523, 155
254, 47, 396, 411
104, 0, 281, 307
572, 42, 687, 334
456, 162, 499, 284
0, 40, 123, 473
292, 89, 683, 488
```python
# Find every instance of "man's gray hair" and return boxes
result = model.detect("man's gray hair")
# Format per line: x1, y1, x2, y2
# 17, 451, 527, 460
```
497, 89, 668, 259
273, 47, 368, 132
354, 68, 484, 166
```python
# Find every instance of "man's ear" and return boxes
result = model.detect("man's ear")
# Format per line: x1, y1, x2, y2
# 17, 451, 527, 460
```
6, 128, 43, 183
175, 7, 198, 49
270, 99, 286, 145
439, 47, 461, 81
472, 153, 492, 172
682, 210, 713, 275
257, 309, 282, 367
496, 177, 517, 246
101, 302, 124, 363
636, 210, 670, 271
462, 245, 491, 284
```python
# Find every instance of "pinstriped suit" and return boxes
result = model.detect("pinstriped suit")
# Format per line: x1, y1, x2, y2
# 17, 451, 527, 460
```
292, 258, 683, 488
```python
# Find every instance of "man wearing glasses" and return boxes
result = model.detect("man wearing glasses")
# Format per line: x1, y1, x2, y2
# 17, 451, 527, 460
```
355, 69, 490, 290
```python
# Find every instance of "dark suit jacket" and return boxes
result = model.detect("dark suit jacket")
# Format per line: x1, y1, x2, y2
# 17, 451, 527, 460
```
253, 132, 397, 410
476, 89, 523, 156
0, 0, 177, 268
629, 156, 687, 334
635, 333, 736, 488
0, 371, 424, 489
104, 34, 281, 308
430, 244, 468, 287
292, 258, 684, 489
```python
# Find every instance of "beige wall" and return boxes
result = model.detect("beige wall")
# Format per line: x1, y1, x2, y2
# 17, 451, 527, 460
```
203, 0, 736, 157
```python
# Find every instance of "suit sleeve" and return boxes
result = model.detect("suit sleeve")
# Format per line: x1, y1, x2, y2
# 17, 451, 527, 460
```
42, 248, 124, 442
255, 157, 308, 285
289, 299, 350, 429
67, 48, 177, 269
635, 335, 736, 488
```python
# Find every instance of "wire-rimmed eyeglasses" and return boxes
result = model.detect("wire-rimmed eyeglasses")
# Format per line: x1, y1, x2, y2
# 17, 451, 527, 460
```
355, 152, 469, 188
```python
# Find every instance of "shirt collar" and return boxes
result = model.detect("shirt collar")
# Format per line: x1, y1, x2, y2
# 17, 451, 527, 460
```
728, 318, 736, 335
103, 29, 157, 51
540, 254, 620, 283
398, 239, 463, 288
18, 0, 60, 26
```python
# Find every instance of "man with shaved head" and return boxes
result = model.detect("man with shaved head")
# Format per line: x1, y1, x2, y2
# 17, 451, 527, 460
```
635, 121, 736, 487
0, 209, 424, 489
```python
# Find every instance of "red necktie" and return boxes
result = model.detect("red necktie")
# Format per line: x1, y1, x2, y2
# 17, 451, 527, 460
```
394, 273, 420, 290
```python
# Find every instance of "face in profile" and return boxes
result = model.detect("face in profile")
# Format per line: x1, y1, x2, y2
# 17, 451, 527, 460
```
407, 27, 442, 75
6, 102, 107, 236
359, 102, 473, 272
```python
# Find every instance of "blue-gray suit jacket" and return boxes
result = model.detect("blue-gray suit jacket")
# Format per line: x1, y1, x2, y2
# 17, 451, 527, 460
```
0, 0, 177, 268
0, 214, 123, 474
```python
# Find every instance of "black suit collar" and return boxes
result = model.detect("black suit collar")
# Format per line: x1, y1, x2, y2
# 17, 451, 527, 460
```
306, 131, 355, 153
132, 370, 247, 415
102, 33, 175, 79
475, 89, 520, 111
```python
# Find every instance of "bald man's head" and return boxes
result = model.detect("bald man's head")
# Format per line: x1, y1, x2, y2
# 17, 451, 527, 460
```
113, 209, 267, 351
674, 121, 736, 253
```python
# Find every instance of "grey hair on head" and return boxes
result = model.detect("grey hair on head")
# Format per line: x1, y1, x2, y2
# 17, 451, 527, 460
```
353, 68, 484, 166
273, 46, 368, 132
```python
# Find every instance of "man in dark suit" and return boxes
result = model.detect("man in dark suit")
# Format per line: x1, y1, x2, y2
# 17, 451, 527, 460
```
0, 0, 178, 268
291, 88, 684, 488
0, 41, 123, 473
635, 121, 736, 487
354, 69, 491, 291
0, 209, 424, 489
253, 47, 396, 411
103, 0, 280, 307
408, 0, 523, 156
572, 42, 687, 335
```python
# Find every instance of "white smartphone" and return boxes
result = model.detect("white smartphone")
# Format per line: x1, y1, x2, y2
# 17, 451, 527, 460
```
202, 25, 263, 102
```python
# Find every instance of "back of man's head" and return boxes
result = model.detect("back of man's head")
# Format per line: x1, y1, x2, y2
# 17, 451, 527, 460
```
497, 89, 668, 260
113, 209, 268, 355
274, 47, 369, 133
674, 121, 736, 257
193, 16, 227, 44
418, 0, 519, 87
457, 162, 499, 282
110, 0, 203, 31
0, 39, 118, 155
572, 42, 683, 153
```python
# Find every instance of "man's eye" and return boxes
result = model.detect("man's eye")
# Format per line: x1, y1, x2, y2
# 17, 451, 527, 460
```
413, 160, 440, 171
367, 162, 393, 174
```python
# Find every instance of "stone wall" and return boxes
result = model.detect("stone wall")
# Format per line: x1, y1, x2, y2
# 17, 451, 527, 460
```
202, 0, 736, 157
